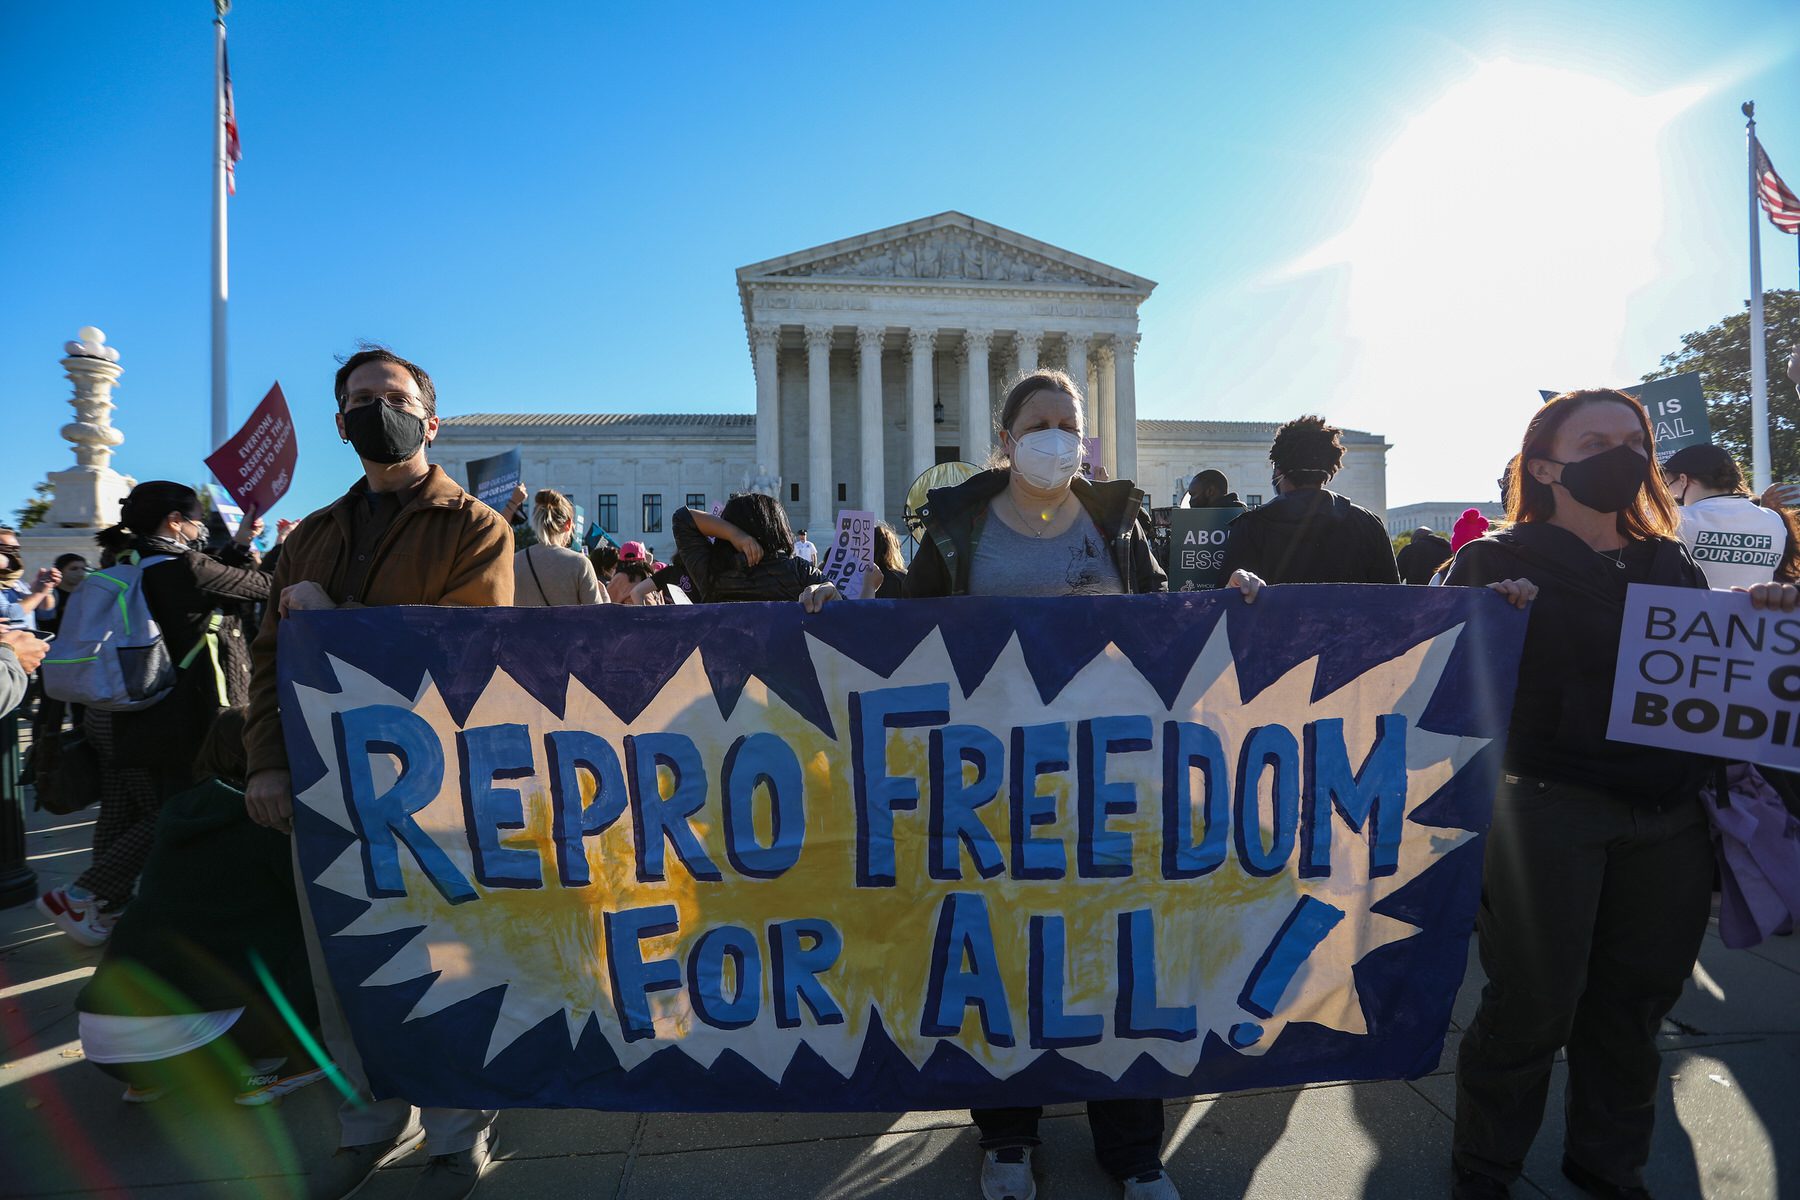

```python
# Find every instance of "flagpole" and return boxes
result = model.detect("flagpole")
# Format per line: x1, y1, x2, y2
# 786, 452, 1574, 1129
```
210, 2, 230, 451
1745, 101, 1772, 493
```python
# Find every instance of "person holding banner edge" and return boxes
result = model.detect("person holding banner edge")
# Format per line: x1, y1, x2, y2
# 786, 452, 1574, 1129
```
1445, 389, 1797, 1200
902, 369, 1264, 1200
242, 346, 513, 1200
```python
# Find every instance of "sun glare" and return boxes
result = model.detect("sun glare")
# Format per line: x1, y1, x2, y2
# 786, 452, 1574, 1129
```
1297, 60, 1705, 501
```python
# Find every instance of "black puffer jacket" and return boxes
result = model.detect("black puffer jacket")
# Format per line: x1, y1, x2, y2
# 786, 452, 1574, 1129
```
113, 537, 270, 770
671, 507, 827, 603
906, 469, 1167, 597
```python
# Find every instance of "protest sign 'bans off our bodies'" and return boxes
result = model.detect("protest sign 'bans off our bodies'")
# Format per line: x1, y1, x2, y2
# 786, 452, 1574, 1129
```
1610, 584, 1800, 771
279, 589, 1526, 1111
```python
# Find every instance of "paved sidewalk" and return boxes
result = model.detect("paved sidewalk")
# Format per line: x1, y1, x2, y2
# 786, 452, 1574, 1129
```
3, 800, 1795, 1199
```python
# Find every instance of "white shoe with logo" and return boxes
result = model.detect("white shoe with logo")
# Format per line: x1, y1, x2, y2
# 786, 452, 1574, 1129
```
35, 888, 115, 947
980, 1147, 1036, 1200
1122, 1169, 1181, 1199
237, 1061, 334, 1106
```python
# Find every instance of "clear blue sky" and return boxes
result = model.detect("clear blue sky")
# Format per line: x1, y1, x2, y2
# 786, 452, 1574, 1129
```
3, 0, 1797, 526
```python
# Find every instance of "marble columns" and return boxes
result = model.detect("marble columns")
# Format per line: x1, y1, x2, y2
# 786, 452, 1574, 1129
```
1113, 333, 1140, 481
856, 326, 885, 514
1064, 333, 1091, 433
964, 330, 994, 465
908, 328, 937, 487
804, 325, 833, 527
751, 324, 780, 486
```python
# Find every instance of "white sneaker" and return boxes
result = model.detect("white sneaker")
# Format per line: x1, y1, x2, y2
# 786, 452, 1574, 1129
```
1122, 1168, 1181, 1199
408, 1128, 497, 1200
35, 888, 114, 947
981, 1147, 1036, 1200
236, 1062, 334, 1106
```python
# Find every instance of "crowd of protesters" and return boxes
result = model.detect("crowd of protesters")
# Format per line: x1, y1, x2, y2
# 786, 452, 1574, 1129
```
3, 344, 1799, 1200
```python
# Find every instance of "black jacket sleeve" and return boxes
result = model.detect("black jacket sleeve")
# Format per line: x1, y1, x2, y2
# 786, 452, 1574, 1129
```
1444, 540, 1506, 588
1130, 509, 1169, 594
185, 550, 275, 605
1363, 513, 1401, 584
904, 531, 952, 598
1219, 515, 1260, 582
670, 508, 717, 602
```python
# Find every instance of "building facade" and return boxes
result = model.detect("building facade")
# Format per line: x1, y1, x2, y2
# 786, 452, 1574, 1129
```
737, 211, 1155, 532
429, 213, 1391, 550
432, 414, 755, 554
1136, 419, 1388, 512
1385, 500, 1506, 538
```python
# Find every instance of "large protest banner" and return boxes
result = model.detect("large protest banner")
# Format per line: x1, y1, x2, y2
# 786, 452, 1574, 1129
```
204, 381, 297, 519
278, 587, 1526, 1111
1608, 583, 1800, 771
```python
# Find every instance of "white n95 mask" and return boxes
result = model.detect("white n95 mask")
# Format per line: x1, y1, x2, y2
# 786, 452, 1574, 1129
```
1010, 428, 1084, 489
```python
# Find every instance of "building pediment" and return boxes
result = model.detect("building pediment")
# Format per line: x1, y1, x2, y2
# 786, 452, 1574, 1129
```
737, 212, 1155, 293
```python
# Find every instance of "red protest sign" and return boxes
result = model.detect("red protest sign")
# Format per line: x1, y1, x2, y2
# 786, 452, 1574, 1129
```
204, 382, 298, 520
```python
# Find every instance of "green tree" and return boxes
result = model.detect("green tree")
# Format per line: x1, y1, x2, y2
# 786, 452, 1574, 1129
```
1644, 289, 1799, 482
13, 480, 53, 530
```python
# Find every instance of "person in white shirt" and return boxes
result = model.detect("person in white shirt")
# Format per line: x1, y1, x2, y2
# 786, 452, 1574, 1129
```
1662, 444, 1791, 591
793, 529, 819, 564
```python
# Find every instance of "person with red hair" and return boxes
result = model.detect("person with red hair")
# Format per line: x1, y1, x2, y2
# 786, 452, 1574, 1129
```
1446, 390, 1797, 1200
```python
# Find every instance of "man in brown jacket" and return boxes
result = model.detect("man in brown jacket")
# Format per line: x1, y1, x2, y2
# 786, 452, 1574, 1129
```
243, 346, 511, 1200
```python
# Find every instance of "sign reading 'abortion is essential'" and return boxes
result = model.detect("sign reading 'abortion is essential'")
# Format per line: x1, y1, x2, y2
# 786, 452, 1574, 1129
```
278, 587, 1526, 1112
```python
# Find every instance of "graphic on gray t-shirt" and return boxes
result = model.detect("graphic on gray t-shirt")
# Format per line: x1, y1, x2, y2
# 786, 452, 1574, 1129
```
967, 511, 1125, 597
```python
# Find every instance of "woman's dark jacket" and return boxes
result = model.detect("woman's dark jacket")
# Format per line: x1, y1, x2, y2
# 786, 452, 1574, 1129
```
1445, 522, 1708, 804
672, 507, 826, 603
906, 469, 1167, 597
114, 537, 271, 769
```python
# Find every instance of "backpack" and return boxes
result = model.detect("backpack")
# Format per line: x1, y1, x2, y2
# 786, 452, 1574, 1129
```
40, 552, 222, 712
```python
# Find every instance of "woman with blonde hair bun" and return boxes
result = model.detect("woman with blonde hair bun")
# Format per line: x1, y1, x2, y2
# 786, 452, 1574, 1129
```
514, 489, 606, 606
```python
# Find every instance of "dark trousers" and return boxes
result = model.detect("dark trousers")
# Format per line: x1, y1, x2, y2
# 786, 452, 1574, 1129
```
1453, 776, 1713, 1188
974, 1099, 1165, 1180
73, 710, 170, 907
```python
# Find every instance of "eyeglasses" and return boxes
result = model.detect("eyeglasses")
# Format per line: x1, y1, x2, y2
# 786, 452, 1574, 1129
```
345, 390, 425, 411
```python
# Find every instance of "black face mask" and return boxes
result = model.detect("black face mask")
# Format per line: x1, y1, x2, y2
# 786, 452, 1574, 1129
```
1550, 443, 1647, 514
342, 404, 427, 465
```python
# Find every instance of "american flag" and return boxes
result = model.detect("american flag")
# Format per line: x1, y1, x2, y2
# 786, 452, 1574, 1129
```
1754, 136, 1798, 235
223, 38, 241, 194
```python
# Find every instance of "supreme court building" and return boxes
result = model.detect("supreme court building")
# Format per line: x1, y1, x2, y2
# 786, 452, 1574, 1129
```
432, 212, 1389, 550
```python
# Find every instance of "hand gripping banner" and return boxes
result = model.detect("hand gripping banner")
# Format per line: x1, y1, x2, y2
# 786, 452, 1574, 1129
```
277, 587, 1527, 1112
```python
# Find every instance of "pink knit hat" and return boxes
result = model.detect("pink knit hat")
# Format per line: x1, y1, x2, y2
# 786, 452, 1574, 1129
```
1449, 509, 1489, 554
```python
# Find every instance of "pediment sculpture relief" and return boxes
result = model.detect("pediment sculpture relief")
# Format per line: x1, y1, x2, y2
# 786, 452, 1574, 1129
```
771, 229, 1119, 287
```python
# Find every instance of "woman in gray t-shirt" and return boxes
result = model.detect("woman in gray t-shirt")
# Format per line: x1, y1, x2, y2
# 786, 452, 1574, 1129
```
901, 370, 1259, 1200
903, 370, 1169, 603
809, 372, 1264, 1199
